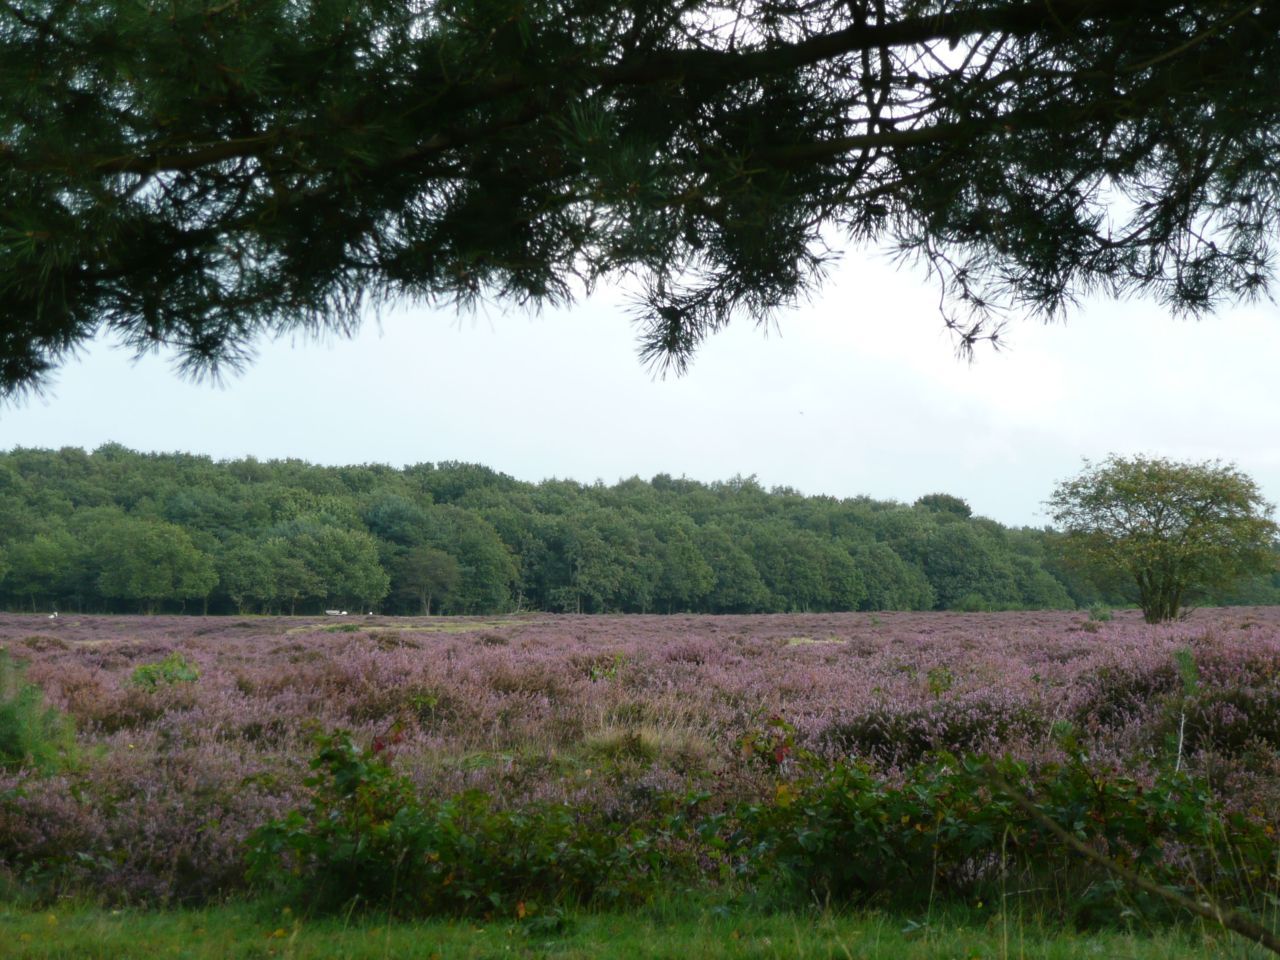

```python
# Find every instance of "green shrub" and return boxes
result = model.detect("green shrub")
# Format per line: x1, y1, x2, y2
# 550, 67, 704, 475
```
247, 722, 1280, 927
130, 652, 200, 689
733, 718, 1278, 925
247, 731, 688, 916
0, 649, 77, 773
953, 593, 992, 612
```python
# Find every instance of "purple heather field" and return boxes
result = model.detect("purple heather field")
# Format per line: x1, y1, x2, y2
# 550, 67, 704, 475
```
2, 608, 1279, 902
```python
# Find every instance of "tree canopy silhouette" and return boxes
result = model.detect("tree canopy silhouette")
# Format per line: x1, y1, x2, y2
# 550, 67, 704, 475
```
4, 0, 1278, 396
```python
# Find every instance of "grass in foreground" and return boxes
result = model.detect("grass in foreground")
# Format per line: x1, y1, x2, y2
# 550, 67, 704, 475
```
1, 899, 1271, 960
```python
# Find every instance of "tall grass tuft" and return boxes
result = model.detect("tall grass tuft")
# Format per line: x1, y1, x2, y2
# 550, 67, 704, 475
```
0, 649, 77, 773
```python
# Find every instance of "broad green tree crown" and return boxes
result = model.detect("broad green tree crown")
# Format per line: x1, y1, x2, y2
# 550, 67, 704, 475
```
86, 513, 219, 614
4, 1, 1280, 396
1048, 456, 1279, 623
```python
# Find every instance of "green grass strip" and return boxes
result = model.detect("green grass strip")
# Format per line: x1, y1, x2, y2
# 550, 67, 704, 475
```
0, 900, 1260, 960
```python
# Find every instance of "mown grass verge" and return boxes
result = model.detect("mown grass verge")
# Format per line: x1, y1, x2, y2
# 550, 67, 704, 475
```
0, 898, 1266, 960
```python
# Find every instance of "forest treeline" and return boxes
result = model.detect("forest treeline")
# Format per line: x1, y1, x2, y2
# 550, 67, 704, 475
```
1, 445, 1276, 615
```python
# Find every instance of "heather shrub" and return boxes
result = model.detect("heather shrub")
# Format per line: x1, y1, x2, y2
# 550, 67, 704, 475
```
130, 652, 199, 690
1072, 659, 1181, 729
0, 773, 104, 899
1161, 648, 1280, 758
1182, 687, 1280, 755
0, 649, 76, 773
821, 695, 1046, 764
367, 630, 421, 650
84, 686, 187, 734
21, 635, 67, 653
486, 660, 570, 698
1, 745, 298, 904
3, 608, 1280, 907
41, 663, 169, 735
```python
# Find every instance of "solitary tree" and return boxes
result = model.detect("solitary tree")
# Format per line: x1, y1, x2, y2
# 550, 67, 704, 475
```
4, 1, 1280, 397
1048, 456, 1278, 623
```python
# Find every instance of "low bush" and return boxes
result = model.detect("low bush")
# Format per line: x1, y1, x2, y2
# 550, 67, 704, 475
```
1073, 659, 1181, 729
246, 731, 692, 916
129, 652, 200, 690
7, 611, 1278, 918
820, 696, 1046, 764
247, 721, 1280, 929
735, 718, 1279, 926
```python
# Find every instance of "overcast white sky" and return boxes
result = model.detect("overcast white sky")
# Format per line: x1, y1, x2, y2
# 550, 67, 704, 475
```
2, 250, 1278, 529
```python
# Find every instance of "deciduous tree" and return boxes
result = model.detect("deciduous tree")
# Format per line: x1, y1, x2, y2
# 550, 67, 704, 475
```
392, 545, 460, 616
850, 541, 934, 611
215, 536, 278, 614
1, 529, 79, 613
1049, 456, 1278, 623
268, 521, 390, 613
88, 515, 219, 614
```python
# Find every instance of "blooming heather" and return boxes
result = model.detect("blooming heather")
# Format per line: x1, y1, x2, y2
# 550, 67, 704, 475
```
1, 609, 1278, 901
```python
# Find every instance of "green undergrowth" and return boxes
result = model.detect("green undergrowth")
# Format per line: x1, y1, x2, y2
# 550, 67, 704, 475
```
0, 649, 77, 773
245, 730, 681, 916
129, 652, 200, 690
0, 898, 1267, 960
240, 721, 1279, 934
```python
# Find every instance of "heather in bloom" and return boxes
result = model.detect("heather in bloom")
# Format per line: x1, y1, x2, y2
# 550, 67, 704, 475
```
0, 608, 1278, 902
